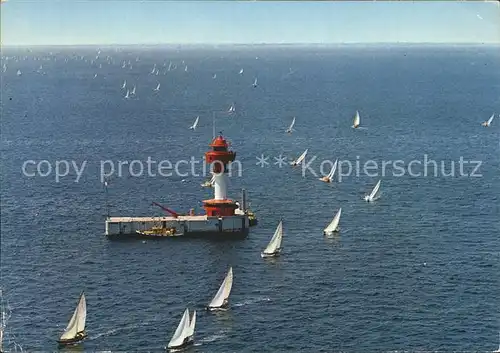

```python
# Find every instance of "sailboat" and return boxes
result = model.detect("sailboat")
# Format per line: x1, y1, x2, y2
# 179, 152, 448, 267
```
131, 85, 136, 96
184, 65, 188, 72
166, 308, 196, 350
364, 179, 381, 202
124, 89, 130, 99
319, 159, 338, 183
16, 70, 22, 76
189, 116, 199, 130
493, 332, 500, 353
352, 110, 361, 128
212, 73, 217, 79
228, 103, 235, 113
0, 290, 5, 353
206, 267, 233, 311
261, 220, 283, 258
154, 83, 160, 92
167, 62, 172, 71
239, 68, 244, 75
481, 113, 495, 127
286, 117, 295, 134
290, 149, 308, 166
121, 80, 126, 89
252, 78, 258, 87
323, 208, 341, 236
201, 174, 215, 188
151, 64, 156, 74
57, 292, 87, 346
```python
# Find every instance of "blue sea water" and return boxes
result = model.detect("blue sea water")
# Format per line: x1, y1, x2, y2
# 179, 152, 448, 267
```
1, 44, 499, 352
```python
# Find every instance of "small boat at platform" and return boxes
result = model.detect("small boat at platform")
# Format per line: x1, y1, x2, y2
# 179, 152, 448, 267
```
135, 227, 178, 237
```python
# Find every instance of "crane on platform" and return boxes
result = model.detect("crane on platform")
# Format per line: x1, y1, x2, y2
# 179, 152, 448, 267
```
152, 202, 179, 218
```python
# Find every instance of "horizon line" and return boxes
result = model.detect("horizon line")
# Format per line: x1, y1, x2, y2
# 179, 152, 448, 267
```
2, 42, 499, 48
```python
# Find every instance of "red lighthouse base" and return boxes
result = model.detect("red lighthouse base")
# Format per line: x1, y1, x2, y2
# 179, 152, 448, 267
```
203, 199, 238, 217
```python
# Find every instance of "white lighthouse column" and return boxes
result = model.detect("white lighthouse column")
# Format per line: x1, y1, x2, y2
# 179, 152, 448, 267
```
213, 172, 228, 200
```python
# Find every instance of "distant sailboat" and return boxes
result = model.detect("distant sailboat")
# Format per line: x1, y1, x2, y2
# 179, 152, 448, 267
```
207, 267, 233, 311
212, 73, 217, 79
124, 89, 130, 99
57, 292, 87, 346
16, 70, 21, 76
290, 149, 308, 166
352, 110, 361, 128
364, 179, 381, 202
189, 116, 199, 130
150, 64, 156, 74
184, 65, 188, 72
261, 220, 283, 258
323, 208, 342, 236
167, 62, 172, 71
121, 80, 126, 89
131, 85, 136, 95
493, 332, 500, 353
482, 113, 495, 127
154, 83, 160, 92
319, 159, 338, 183
0, 290, 5, 353
166, 308, 196, 350
228, 103, 235, 113
239, 68, 244, 75
252, 78, 258, 87
286, 117, 295, 134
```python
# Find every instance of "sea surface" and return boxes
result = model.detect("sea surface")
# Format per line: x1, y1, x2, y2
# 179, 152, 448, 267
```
1, 44, 499, 352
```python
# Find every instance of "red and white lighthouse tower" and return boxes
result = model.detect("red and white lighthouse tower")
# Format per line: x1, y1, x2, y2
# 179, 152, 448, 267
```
203, 134, 239, 217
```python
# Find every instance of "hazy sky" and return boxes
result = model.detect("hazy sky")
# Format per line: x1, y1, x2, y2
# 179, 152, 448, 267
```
1, 1, 499, 45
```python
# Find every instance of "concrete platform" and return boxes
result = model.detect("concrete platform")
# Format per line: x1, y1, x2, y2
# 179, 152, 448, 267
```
105, 214, 250, 238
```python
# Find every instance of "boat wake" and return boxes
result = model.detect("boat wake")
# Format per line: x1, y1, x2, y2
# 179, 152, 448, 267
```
89, 322, 148, 340
233, 297, 271, 307
198, 331, 227, 343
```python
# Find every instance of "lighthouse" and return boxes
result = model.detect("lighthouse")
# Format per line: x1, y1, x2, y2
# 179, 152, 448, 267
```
203, 134, 238, 217
104, 133, 257, 238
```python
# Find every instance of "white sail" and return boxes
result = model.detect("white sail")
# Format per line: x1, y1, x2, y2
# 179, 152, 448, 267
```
364, 180, 381, 201
324, 208, 341, 234
60, 292, 86, 340
167, 308, 190, 348
228, 104, 235, 113
369, 179, 381, 200
291, 149, 308, 166
495, 332, 500, 353
208, 267, 233, 309
190, 116, 199, 130
487, 114, 494, 125
286, 117, 295, 132
122, 80, 126, 89
124, 89, 130, 99
131, 86, 136, 95
239, 68, 244, 74
187, 310, 196, 339
327, 159, 338, 180
262, 220, 283, 255
253, 78, 258, 86
352, 111, 360, 128
154, 83, 160, 91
